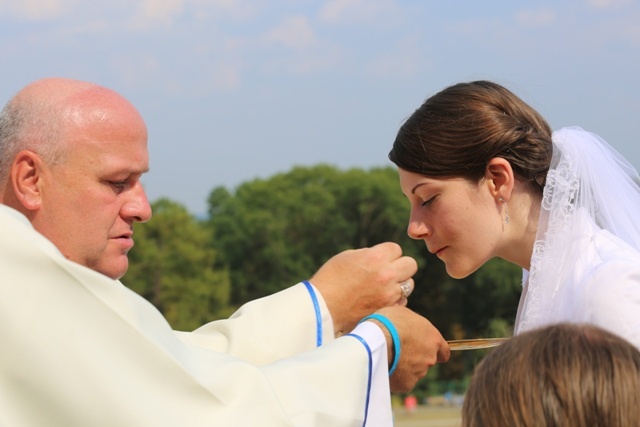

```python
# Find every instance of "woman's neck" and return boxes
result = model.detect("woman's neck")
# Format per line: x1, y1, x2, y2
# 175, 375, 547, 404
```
503, 188, 542, 271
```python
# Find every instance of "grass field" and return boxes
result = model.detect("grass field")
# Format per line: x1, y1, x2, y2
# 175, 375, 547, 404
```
393, 405, 462, 427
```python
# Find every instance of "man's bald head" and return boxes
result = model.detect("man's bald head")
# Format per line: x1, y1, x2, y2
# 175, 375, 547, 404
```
0, 78, 144, 186
0, 78, 151, 279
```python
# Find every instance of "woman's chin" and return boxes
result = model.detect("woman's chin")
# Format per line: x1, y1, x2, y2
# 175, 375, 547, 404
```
444, 263, 474, 280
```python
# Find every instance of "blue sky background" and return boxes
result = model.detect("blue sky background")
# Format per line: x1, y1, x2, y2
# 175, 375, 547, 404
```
1, 0, 639, 215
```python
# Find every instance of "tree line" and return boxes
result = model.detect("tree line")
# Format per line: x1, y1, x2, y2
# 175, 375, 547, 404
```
123, 164, 522, 398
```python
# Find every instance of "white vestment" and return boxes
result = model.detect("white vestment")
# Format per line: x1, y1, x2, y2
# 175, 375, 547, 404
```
0, 205, 392, 427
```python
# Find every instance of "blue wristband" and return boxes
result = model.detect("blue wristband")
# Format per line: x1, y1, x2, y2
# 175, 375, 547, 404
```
359, 313, 401, 376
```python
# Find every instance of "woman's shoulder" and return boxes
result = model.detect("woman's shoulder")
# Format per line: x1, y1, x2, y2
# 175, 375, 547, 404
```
571, 209, 640, 266
580, 229, 640, 301
594, 227, 640, 266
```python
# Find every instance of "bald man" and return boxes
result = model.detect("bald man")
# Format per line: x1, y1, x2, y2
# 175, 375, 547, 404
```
0, 78, 151, 280
0, 78, 449, 426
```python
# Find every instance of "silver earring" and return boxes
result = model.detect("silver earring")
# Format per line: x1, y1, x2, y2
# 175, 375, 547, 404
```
499, 197, 510, 224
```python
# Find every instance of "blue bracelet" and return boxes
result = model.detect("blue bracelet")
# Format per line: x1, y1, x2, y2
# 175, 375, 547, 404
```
359, 313, 401, 376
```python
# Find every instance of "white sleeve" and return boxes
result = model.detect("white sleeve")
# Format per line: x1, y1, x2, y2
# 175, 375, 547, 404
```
585, 257, 640, 349
348, 321, 393, 427
176, 281, 336, 364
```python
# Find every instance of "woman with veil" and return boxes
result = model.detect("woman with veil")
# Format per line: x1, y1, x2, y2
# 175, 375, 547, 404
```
389, 80, 640, 347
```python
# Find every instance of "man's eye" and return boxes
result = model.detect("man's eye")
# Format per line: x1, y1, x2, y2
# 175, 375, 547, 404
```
111, 181, 127, 189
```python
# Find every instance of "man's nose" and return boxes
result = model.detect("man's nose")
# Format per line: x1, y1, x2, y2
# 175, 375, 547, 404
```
122, 182, 152, 223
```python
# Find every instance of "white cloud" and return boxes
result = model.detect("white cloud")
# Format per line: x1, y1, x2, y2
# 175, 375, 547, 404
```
444, 17, 492, 36
515, 8, 556, 28
110, 53, 161, 88
596, 9, 640, 47
127, 0, 187, 29
588, 0, 632, 9
126, 0, 260, 30
363, 32, 432, 80
0, 0, 73, 21
290, 46, 343, 74
189, 0, 261, 22
263, 15, 316, 49
210, 62, 242, 90
0, 0, 188, 29
257, 42, 344, 76
622, 21, 640, 46
319, 0, 400, 26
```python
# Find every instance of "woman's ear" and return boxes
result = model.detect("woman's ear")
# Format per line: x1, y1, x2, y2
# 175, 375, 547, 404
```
10, 150, 44, 211
485, 157, 515, 201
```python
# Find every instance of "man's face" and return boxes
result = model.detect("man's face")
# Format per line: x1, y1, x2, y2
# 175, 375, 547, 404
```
33, 102, 152, 279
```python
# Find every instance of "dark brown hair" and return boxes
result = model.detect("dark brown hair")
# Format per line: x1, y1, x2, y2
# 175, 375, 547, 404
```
462, 323, 640, 427
389, 80, 553, 194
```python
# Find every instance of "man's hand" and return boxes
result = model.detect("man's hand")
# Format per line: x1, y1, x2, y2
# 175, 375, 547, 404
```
369, 306, 450, 393
310, 242, 417, 335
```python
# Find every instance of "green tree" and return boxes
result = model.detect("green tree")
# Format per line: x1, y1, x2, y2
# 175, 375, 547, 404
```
124, 198, 232, 331
207, 164, 421, 305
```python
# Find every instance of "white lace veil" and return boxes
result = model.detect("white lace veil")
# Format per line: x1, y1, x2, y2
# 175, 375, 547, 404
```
515, 126, 640, 333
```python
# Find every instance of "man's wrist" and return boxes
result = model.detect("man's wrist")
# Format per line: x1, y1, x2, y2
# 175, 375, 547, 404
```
359, 314, 401, 375
368, 319, 393, 367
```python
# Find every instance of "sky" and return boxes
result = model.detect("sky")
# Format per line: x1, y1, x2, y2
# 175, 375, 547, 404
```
1, 0, 639, 215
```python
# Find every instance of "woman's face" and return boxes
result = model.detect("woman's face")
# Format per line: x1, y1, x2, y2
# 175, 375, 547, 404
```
398, 169, 504, 279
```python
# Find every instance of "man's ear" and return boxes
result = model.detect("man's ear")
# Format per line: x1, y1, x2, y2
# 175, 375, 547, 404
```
11, 150, 44, 211
485, 157, 515, 201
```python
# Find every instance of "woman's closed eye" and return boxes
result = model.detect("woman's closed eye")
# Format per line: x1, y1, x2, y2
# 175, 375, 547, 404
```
421, 196, 436, 208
